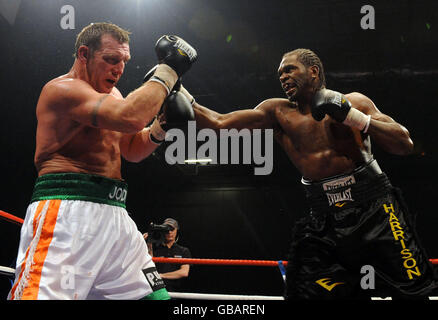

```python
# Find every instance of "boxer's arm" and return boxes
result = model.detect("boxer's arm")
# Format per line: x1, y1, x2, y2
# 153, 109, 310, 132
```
120, 90, 196, 162
193, 98, 282, 130
346, 92, 414, 155
43, 79, 167, 133
119, 128, 159, 163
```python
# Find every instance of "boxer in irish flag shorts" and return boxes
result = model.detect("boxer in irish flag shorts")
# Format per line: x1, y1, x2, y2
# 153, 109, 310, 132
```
190, 48, 438, 299
8, 23, 196, 299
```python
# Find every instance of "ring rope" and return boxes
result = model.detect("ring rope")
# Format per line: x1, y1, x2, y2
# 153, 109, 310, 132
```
168, 292, 284, 300
152, 257, 288, 266
1, 209, 438, 265
0, 210, 24, 225
1, 265, 437, 300
152, 257, 438, 266
0, 266, 15, 277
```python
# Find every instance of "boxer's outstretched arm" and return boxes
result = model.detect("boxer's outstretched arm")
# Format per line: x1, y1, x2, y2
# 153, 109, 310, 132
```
345, 92, 414, 155
193, 98, 285, 130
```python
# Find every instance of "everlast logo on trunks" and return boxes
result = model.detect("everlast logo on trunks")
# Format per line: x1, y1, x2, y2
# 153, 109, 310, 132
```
108, 186, 127, 202
322, 175, 356, 206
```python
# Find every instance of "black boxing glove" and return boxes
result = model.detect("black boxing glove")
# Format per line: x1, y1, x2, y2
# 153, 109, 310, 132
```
155, 35, 197, 77
311, 88, 371, 132
149, 91, 195, 144
173, 79, 195, 105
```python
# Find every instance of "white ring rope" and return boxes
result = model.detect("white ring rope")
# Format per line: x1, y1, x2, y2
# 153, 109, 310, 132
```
0, 266, 15, 277
169, 292, 284, 300
1, 265, 437, 300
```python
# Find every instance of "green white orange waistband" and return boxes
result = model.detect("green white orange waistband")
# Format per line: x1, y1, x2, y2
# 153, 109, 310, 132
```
31, 173, 128, 208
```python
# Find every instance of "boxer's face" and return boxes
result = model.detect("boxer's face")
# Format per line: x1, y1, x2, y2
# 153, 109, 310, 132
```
86, 34, 131, 93
278, 54, 313, 101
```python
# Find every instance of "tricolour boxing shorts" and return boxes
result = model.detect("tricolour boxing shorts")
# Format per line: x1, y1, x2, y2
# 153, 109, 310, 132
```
8, 173, 169, 300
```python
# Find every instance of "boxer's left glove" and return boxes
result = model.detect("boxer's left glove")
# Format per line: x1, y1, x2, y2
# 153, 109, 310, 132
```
149, 91, 195, 144
155, 35, 197, 77
143, 35, 197, 94
311, 88, 371, 132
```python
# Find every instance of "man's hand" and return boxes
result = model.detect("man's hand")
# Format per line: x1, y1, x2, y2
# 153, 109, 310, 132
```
143, 35, 197, 94
149, 90, 195, 144
312, 88, 371, 132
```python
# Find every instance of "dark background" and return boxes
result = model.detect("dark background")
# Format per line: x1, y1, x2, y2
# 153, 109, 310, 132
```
0, 0, 437, 299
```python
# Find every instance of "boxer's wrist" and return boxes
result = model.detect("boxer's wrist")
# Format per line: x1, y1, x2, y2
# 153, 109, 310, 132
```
342, 108, 371, 132
149, 117, 166, 144
179, 85, 195, 105
147, 64, 178, 94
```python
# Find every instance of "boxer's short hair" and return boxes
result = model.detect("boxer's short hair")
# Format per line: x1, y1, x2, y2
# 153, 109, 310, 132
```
74, 22, 131, 58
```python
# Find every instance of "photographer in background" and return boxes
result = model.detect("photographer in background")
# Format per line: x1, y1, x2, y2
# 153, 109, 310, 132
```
143, 218, 191, 292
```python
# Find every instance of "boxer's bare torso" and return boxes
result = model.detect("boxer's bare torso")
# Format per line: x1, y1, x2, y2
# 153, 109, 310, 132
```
35, 75, 124, 180
260, 97, 372, 181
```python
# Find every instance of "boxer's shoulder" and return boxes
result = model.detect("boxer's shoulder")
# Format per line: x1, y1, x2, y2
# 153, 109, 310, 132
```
254, 98, 295, 112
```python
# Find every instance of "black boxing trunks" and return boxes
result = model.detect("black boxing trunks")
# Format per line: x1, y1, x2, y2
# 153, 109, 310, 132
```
285, 160, 438, 300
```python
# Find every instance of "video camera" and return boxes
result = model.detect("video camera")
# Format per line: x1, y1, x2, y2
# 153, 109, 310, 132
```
146, 222, 172, 244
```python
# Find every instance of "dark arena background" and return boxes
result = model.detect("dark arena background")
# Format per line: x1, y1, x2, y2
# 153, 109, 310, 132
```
0, 0, 437, 302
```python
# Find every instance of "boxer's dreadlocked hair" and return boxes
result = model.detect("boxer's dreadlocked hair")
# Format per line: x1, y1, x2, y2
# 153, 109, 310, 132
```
283, 49, 326, 89
74, 22, 131, 58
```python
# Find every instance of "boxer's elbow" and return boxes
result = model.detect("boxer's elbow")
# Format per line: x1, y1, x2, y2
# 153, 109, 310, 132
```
116, 105, 149, 133
130, 119, 148, 133
391, 127, 414, 155
399, 137, 414, 155
121, 117, 146, 133
399, 126, 414, 155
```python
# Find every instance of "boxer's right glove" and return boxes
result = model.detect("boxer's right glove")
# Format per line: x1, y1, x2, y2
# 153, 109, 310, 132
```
144, 35, 197, 94
311, 88, 371, 132
149, 91, 195, 144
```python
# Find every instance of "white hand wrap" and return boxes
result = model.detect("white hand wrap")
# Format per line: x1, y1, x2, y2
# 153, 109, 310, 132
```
147, 64, 178, 94
179, 85, 195, 105
343, 108, 371, 132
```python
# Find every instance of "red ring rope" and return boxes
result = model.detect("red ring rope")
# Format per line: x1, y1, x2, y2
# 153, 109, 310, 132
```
0, 210, 24, 225
152, 257, 438, 266
1, 209, 437, 265
152, 257, 287, 266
